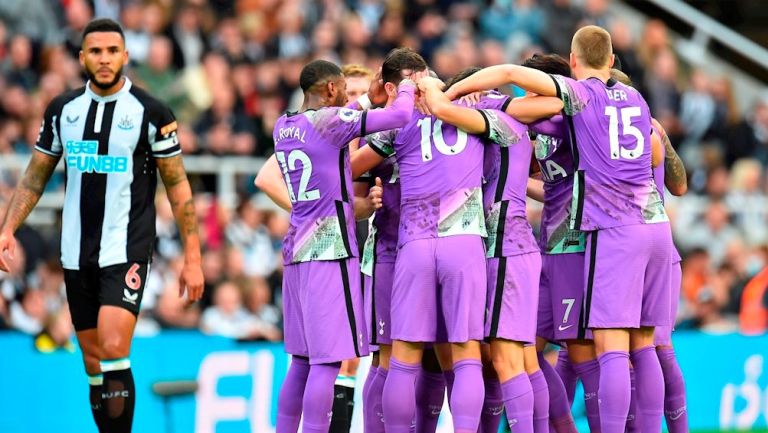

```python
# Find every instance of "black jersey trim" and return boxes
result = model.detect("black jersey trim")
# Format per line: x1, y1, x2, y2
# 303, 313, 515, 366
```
369, 142, 391, 159
339, 149, 350, 203
340, 260, 361, 358
494, 200, 509, 258
360, 110, 368, 137
582, 231, 598, 332
489, 257, 507, 339
477, 109, 492, 140
573, 170, 585, 231
501, 96, 512, 113
335, 200, 353, 258
495, 147, 510, 203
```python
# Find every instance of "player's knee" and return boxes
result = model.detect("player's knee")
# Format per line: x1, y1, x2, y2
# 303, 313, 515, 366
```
491, 349, 524, 377
100, 335, 131, 359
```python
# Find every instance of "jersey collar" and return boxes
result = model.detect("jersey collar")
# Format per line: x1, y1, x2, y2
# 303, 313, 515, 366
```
85, 76, 133, 103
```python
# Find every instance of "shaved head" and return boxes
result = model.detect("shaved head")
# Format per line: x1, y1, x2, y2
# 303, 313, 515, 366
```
571, 25, 613, 69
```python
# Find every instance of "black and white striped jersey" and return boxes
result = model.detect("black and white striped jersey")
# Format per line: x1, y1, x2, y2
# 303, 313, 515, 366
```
35, 77, 181, 270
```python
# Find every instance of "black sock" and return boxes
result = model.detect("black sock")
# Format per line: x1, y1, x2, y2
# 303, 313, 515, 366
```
344, 385, 355, 421
89, 374, 106, 432
329, 384, 352, 433
101, 358, 135, 433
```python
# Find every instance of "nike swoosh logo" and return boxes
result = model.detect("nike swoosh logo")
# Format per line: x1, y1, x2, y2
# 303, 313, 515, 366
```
558, 324, 574, 331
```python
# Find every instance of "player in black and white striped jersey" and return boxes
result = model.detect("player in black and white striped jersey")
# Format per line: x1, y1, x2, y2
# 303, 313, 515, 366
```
0, 18, 204, 433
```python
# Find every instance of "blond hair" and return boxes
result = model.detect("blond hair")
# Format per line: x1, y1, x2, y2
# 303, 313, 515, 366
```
572, 25, 613, 69
341, 64, 374, 79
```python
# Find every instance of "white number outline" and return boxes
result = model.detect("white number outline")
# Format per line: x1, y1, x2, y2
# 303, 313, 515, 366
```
604, 106, 645, 160
275, 150, 320, 202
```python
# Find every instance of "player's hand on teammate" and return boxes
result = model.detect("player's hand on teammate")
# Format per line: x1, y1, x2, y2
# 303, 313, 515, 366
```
179, 261, 204, 306
0, 230, 16, 273
367, 68, 388, 106
368, 177, 384, 211
458, 91, 487, 106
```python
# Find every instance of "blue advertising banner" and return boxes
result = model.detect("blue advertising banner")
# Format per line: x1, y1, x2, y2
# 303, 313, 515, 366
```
0, 330, 766, 432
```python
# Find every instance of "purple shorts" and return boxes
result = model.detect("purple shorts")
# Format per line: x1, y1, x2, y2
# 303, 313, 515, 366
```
391, 235, 486, 343
283, 258, 369, 364
584, 223, 673, 329
654, 256, 682, 347
364, 260, 395, 349
538, 252, 592, 342
486, 252, 541, 344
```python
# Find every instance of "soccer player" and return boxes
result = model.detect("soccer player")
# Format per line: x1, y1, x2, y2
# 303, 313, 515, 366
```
445, 25, 674, 433
272, 59, 416, 433
611, 68, 689, 433
419, 71, 565, 433
0, 18, 204, 433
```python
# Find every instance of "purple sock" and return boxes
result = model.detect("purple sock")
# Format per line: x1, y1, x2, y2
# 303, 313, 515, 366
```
277, 357, 310, 433
529, 370, 550, 433
301, 362, 341, 433
480, 377, 503, 433
572, 359, 601, 433
363, 366, 381, 433
383, 358, 420, 433
627, 368, 638, 433
597, 351, 630, 433
450, 359, 485, 433
554, 350, 577, 405
657, 348, 688, 433
415, 369, 445, 433
537, 352, 577, 433
631, 346, 664, 433
501, 373, 534, 433
444, 369, 455, 406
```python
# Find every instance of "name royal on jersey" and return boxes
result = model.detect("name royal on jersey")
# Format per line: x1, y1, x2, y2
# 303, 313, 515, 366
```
65, 140, 128, 173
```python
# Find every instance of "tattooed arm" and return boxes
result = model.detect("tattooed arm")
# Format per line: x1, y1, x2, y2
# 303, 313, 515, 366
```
156, 155, 204, 302
652, 119, 687, 196
0, 152, 60, 271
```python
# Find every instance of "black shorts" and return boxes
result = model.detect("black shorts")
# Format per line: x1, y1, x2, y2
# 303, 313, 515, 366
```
64, 262, 150, 331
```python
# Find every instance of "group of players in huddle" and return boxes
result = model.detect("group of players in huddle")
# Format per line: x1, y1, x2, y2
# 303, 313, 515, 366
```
257, 24, 689, 433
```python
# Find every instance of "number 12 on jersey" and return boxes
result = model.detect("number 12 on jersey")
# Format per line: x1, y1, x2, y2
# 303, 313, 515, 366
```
418, 117, 467, 162
276, 150, 320, 202
604, 106, 644, 160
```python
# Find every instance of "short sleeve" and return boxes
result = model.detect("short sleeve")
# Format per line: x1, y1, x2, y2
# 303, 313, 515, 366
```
35, 99, 65, 157
476, 109, 522, 147
312, 107, 367, 148
148, 104, 181, 158
550, 75, 590, 116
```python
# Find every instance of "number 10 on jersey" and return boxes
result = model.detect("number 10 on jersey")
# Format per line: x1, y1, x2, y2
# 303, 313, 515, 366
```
418, 117, 468, 162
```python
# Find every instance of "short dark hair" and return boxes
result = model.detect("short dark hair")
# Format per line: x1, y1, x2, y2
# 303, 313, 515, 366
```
299, 60, 342, 92
82, 18, 125, 43
443, 67, 482, 91
522, 53, 572, 77
381, 47, 428, 85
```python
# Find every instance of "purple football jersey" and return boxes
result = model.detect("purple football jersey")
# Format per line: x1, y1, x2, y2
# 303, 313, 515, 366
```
477, 108, 539, 257
528, 115, 587, 254
360, 129, 401, 271
394, 110, 487, 246
551, 75, 667, 230
275, 83, 414, 264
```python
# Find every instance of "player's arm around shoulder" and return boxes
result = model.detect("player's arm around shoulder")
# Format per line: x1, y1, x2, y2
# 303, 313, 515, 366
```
0, 151, 60, 272
156, 153, 204, 304
651, 118, 687, 196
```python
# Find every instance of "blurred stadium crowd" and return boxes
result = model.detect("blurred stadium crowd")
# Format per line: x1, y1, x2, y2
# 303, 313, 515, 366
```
0, 0, 767, 352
